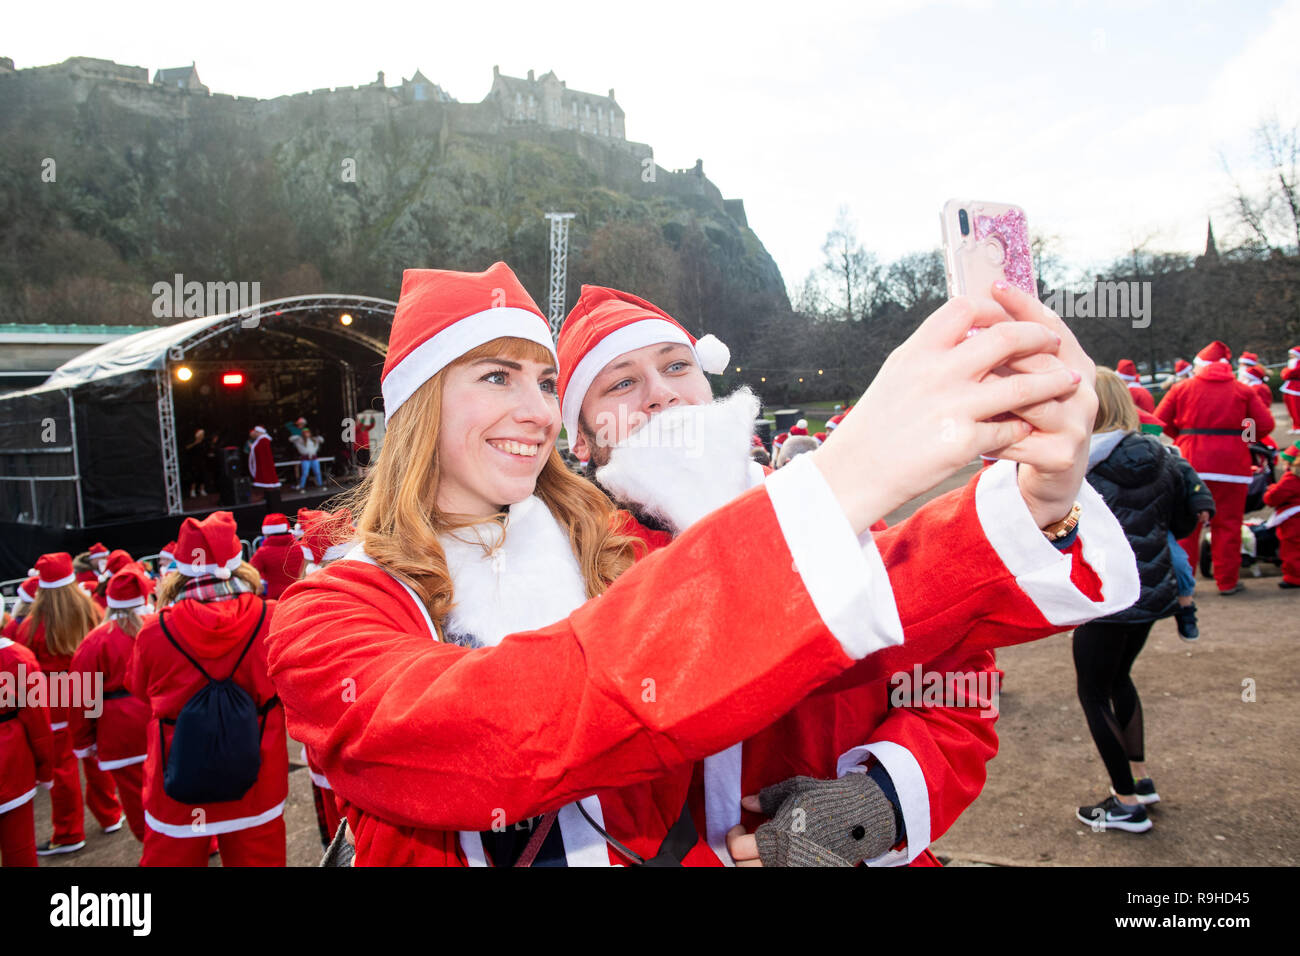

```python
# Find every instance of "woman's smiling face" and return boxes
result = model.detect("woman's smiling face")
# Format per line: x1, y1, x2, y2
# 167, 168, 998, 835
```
435, 349, 561, 518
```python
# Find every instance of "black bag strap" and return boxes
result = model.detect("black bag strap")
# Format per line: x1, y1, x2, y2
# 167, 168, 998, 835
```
0, 710, 18, 723
576, 796, 698, 867
158, 597, 267, 684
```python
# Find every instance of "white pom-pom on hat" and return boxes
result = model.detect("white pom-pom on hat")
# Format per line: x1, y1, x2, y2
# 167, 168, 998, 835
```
213, 566, 232, 580
693, 334, 730, 375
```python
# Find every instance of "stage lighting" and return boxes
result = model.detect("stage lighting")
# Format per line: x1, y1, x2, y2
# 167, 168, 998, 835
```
176, 366, 193, 382
222, 372, 245, 386
340, 313, 354, 325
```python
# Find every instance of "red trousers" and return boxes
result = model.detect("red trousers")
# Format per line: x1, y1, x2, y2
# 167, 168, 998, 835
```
1284, 393, 1300, 431
1279, 523, 1300, 586
312, 783, 343, 848
109, 762, 146, 842
49, 730, 121, 844
1180, 480, 1249, 592
140, 814, 286, 867
0, 799, 37, 867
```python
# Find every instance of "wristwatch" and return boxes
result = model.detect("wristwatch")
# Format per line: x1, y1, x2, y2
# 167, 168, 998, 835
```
1040, 502, 1082, 541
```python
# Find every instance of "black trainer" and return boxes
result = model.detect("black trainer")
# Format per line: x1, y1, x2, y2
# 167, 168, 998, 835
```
1173, 604, 1199, 642
1076, 795, 1152, 833
1280, 581, 1300, 590
1131, 777, 1160, 806
1218, 583, 1246, 596
35, 839, 86, 856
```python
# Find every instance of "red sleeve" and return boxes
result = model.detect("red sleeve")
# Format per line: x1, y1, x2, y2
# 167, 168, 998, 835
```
15, 651, 55, 782
1247, 389, 1275, 439
267, 485, 859, 831
1154, 386, 1181, 438
67, 634, 102, 757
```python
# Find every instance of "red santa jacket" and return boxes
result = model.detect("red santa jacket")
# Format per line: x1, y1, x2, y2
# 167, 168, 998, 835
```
1127, 382, 1155, 414
15, 618, 83, 732
1281, 363, 1300, 398
126, 592, 287, 835
267, 457, 1137, 865
250, 534, 306, 600
249, 434, 280, 488
1154, 363, 1275, 484
68, 617, 151, 771
1264, 471, 1300, 542
0, 636, 55, 815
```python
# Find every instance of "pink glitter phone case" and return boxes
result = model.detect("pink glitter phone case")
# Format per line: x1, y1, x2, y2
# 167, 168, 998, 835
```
940, 199, 1036, 299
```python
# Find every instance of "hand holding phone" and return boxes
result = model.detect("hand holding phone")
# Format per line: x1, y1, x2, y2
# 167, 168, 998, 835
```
940, 199, 1036, 304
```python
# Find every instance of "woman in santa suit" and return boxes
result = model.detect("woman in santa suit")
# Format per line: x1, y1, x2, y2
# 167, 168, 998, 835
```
0, 630, 54, 867
16, 553, 123, 855
68, 568, 155, 844
1282, 346, 1300, 433
249, 513, 305, 599
126, 511, 287, 866
267, 263, 1130, 866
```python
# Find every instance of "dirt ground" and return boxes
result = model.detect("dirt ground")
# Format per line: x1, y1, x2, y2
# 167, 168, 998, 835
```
28, 405, 1300, 867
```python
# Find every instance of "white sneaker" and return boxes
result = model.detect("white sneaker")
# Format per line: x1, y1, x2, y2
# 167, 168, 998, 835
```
103, 812, 126, 834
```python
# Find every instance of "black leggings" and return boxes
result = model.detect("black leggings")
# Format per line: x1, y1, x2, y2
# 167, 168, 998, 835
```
1072, 619, 1152, 796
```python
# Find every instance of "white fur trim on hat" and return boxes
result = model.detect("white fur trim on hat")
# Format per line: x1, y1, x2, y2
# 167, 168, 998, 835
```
321, 542, 354, 563
176, 552, 242, 579
1117, 372, 1136, 382
39, 573, 77, 589
262, 523, 289, 535
107, 594, 147, 609
561, 319, 723, 438
382, 307, 557, 419
693, 334, 730, 375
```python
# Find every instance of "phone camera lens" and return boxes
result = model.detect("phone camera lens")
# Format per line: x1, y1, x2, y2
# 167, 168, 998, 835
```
958, 208, 970, 236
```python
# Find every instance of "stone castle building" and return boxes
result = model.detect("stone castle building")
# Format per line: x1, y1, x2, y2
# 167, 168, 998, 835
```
488, 66, 625, 139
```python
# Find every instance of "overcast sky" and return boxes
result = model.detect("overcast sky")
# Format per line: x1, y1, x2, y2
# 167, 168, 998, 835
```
7, 0, 1298, 292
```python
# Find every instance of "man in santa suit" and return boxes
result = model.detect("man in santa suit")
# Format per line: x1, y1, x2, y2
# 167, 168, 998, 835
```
1237, 351, 1261, 384
1243, 365, 1279, 451
247, 426, 282, 512
557, 284, 1135, 866
268, 265, 1137, 867
1155, 341, 1275, 594
1116, 359, 1155, 413
1281, 346, 1300, 433
249, 514, 305, 599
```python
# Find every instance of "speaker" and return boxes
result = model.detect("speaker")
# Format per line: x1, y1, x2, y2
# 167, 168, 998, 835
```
753, 419, 773, 451
773, 409, 803, 433
218, 446, 244, 505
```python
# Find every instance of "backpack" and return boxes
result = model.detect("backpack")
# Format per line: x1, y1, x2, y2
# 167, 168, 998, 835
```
157, 598, 278, 804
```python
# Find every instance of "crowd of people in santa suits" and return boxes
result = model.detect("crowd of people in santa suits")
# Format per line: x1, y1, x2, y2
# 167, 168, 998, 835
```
0, 509, 353, 866
3, 260, 1293, 868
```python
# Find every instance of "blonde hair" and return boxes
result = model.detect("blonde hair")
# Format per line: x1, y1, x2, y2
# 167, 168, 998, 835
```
28, 584, 102, 657
106, 607, 147, 638
1093, 368, 1140, 434
334, 337, 640, 640
154, 563, 262, 608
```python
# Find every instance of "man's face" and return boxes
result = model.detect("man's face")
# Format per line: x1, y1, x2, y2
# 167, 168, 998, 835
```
571, 342, 713, 466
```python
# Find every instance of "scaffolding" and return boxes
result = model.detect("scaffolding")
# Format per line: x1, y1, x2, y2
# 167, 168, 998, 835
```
545, 212, 576, 338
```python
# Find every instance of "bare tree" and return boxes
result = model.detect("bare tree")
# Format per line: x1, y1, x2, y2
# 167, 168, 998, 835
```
1222, 116, 1300, 255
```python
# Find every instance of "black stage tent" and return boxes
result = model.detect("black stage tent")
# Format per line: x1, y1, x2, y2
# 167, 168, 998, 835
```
0, 295, 395, 580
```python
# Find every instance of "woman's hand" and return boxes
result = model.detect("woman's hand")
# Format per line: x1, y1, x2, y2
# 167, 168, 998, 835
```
812, 293, 1081, 534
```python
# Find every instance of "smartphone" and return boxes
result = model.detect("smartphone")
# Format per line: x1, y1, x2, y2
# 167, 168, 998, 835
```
940, 199, 1036, 300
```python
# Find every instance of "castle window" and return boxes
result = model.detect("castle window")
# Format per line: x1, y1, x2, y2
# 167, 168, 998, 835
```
515, 92, 521, 105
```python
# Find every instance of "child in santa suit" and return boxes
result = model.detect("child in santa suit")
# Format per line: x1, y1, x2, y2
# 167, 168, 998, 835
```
1264, 447, 1300, 589
558, 285, 1130, 866
0, 627, 54, 867
1281, 347, 1300, 434
249, 514, 305, 599
17, 553, 123, 854
68, 569, 155, 844
126, 511, 287, 866
268, 264, 1135, 867
1116, 359, 1155, 413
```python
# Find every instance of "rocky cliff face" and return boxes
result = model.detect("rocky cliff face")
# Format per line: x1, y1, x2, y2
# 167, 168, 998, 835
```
0, 64, 791, 344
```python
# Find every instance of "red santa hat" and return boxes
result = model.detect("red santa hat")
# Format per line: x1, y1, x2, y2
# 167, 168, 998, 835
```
773, 431, 789, 448
1238, 350, 1259, 367
301, 509, 356, 565
35, 552, 76, 589
381, 263, 553, 419
814, 432, 828, 443
105, 549, 134, 575
174, 511, 242, 579
788, 418, 809, 437
1116, 359, 1138, 382
1244, 365, 1268, 387
556, 285, 730, 439
294, 508, 324, 540
750, 434, 763, 448
16, 576, 39, 604
1280, 443, 1299, 464
87, 542, 109, 561
1174, 358, 1192, 378
1289, 346, 1300, 361
261, 513, 292, 536
106, 569, 153, 610
1194, 341, 1231, 367
159, 540, 177, 565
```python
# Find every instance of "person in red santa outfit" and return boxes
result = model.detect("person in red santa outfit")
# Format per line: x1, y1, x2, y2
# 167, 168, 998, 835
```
68, 568, 154, 844
1263, 448, 1300, 590
1155, 341, 1276, 594
557, 284, 1132, 866
77, 543, 109, 596
1243, 365, 1279, 452
248, 426, 282, 512
89, 549, 138, 610
0, 628, 54, 867
1280, 346, 1300, 434
1, 577, 38, 642
1236, 351, 1260, 384
127, 512, 287, 866
267, 263, 1135, 867
16, 553, 123, 854
249, 514, 306, 599
1116, 359, 1155, 413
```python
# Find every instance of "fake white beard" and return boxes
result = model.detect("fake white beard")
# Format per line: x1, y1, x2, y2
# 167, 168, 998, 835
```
595, 388, 762, 536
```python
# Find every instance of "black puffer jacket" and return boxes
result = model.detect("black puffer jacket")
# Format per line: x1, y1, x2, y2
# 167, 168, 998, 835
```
1086, 432, 1202, 623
